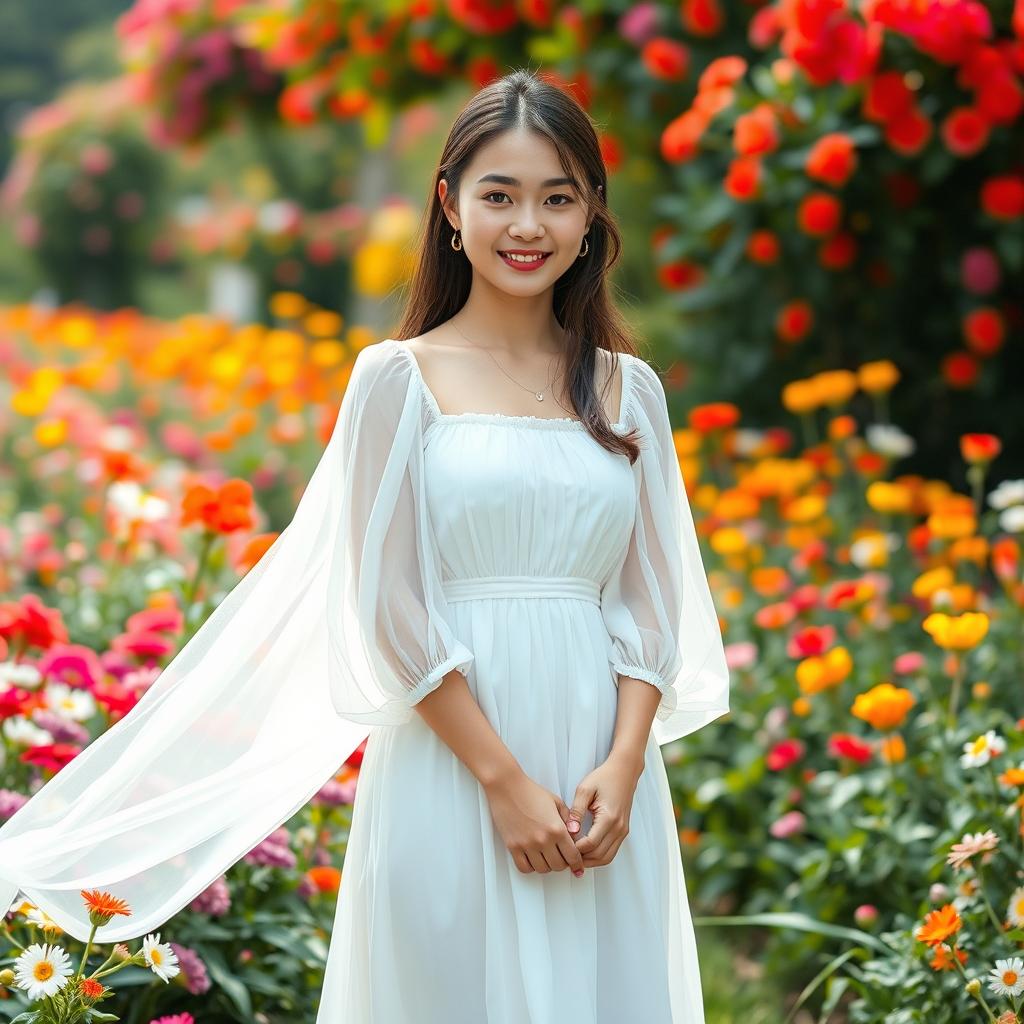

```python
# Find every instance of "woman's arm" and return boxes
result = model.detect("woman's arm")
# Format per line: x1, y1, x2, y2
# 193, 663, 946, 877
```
413, 667, 522, 789
607, 673, 663, 778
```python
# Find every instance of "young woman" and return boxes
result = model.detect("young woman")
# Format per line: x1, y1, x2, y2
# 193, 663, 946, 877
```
0, 70, 729, 1022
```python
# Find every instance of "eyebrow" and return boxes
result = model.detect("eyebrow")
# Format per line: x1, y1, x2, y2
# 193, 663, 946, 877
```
476, 173, 578, 188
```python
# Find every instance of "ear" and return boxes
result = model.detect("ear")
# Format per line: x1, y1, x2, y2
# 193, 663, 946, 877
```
438, 178, 459, 230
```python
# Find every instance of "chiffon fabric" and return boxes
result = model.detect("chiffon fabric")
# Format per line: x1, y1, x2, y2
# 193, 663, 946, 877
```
0, 338, 729, 1022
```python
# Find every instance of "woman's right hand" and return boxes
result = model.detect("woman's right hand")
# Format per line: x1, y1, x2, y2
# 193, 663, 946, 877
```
483, 770, 586, 877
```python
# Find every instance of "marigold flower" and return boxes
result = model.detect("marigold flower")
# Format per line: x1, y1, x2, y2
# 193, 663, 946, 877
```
915, 904, 962, 947
922, 611, 989, 650
851, 682, 915, 731
81, 889, 132, 928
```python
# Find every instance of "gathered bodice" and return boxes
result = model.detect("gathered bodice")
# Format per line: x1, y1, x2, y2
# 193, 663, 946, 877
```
389, 340, 639, 590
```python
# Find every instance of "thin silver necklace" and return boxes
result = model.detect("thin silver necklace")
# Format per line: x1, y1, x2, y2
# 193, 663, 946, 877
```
450, 317, 567, 407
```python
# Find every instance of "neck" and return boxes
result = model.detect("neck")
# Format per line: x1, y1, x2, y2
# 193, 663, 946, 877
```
454, 288, 568, 355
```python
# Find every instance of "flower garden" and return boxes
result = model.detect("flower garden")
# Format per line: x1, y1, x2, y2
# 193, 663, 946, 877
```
1, 0, 1023, 1021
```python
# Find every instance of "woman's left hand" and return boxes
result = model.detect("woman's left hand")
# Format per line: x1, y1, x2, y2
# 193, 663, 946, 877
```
566, 753, 644, 868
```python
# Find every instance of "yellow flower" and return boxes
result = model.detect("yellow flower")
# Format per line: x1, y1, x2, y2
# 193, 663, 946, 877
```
922, 611, 989, 650
796, 646, 853, 694
710, 527, 747, 555
912, 566, 955, 601
880, 733, 907, 763
866, 481, 913, 514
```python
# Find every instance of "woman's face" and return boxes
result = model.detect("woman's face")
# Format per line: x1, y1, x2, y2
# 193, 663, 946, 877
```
439, 127, 593, 295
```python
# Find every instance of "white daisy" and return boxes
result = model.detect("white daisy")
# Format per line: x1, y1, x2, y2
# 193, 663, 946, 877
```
42, 681, 97, 722
141, 932, 180, 982
987, 479, 1024, 511
1006, 885, 1024, 927
987, 957, 1024, 997
0, 661, 42, 690
106, 481, 170, 525
960, 730, 1007, 768
866, 423, 915, 458
1, 715, 53, 747
13, 942, 73, 1000
998, 506, 1024, 534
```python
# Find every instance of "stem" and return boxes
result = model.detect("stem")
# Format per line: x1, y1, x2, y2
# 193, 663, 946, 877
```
184, 530, 216, 613
947, 655, 965, 733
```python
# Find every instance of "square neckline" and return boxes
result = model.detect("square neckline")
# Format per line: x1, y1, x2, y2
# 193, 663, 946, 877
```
387, 338, 633, 432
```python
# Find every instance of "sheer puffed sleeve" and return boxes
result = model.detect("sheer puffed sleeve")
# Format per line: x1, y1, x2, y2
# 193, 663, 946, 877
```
0, 339, 471, 942
601, 355, 730, 746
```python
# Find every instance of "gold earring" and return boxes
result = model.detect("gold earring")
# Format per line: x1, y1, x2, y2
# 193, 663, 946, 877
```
451, 229, 463, 252
578, 235, 589, 258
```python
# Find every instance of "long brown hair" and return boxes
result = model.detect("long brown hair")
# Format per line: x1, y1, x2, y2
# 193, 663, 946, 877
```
392, 68, 642, 464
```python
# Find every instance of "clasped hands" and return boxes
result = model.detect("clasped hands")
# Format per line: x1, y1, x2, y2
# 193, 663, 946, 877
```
485, 754, 643, 878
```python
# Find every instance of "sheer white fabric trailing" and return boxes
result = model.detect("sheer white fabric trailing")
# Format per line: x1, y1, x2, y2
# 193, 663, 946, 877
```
600, 357, 730, 746
0, 338, 728, 961
0, 343, 472, 942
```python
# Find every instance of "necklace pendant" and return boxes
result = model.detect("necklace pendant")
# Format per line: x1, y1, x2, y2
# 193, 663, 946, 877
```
535, 392, 544, 401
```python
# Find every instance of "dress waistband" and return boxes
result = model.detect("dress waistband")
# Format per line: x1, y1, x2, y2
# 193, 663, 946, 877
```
441, 574, 601, 605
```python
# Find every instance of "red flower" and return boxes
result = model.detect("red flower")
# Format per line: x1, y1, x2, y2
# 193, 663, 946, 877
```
962, 307, 1005, 356
805, 132, 857, 187
682, 0, 725, 37
863, 71, 915, 122
21, 742, 82, 773
941, 351, 980, 388
746, 229, 781, 263
941, 107, 990, 156
767, 738, 806, 772
0, 594, 69, 653
960, 433, 1002, 464
980, 174, 1024, 219
885, 107, 932, 155
642, 37, 691, 80
776, 300, 815, 342
828, 733, 873, 764
819, 232, 857, 270
797, 193, 843, 236
688, 403, 740, 432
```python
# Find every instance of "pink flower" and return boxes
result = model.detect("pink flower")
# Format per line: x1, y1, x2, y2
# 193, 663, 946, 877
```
769, 810, 806, 839
854, 904, 879, 926
37, 645, 105, 691
724, 641, 757, 670
892, 651, 926, 675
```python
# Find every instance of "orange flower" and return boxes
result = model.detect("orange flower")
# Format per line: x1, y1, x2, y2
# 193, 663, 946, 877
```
857, 360, 899, 394
915, 904, 962, 947
724, 156, 762, 200
922, 611, 989, 650
851, 682, 916, 731
181, 479, 256, 534
805, 132, 857, 187
236, 532, 279, 575
960, 433, 1001, 464
306, 866, 342, 894
81, 889, 132, 927
734, 103, 780, 156
79, 977, 106, 999
930, 943, 968, 971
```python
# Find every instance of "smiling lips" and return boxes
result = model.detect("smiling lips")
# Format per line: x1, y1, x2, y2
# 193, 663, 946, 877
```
498, 251, 551, 270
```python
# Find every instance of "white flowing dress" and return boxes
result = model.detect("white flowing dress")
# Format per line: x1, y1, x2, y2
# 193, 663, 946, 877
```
0, 338, 729, 1024
316, 341, 730, 1023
